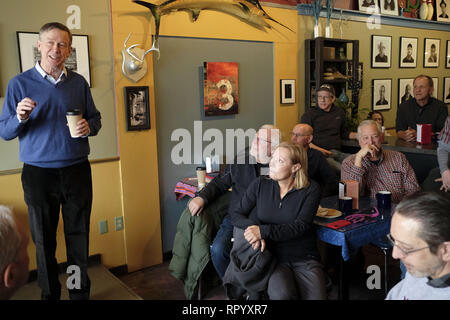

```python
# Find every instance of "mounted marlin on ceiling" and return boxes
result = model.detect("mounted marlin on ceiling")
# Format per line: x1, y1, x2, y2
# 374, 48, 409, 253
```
131, 0, 293, 56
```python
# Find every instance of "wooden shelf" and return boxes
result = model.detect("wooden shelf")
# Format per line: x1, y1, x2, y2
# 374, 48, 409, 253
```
297, 4, 450, 32
305, 38, 359, 110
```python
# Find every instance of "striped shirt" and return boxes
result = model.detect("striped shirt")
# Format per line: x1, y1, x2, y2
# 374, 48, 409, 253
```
341, 149, 420, 203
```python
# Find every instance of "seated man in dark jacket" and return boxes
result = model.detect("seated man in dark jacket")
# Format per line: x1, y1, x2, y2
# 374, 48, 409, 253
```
290, 123, 338, 196
396, 75, 448, 142
188, 125, 280, 279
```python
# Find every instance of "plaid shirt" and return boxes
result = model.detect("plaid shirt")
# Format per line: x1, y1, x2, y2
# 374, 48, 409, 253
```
341, 149, 420, 203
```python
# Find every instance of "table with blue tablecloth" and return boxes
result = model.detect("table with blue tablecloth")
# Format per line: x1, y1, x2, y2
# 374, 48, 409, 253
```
315, 196, 395, 300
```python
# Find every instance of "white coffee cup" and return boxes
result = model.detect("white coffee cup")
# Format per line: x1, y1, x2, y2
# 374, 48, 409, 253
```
66, 109, 82, 138
196, 166, 206, 190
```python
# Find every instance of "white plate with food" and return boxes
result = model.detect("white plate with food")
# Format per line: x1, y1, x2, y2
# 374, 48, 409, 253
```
316, 206, 342, 219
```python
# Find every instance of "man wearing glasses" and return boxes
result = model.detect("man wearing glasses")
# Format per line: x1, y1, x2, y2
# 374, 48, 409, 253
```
341, 120, 419, 203
386, 191, 450, 300
301, 84, 357, 171
179, 125, 280, 281
290, 123, 338, 197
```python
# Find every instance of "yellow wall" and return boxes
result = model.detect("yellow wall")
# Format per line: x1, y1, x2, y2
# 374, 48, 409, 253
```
110, 1, 299, 140
108, 0, 299, 270
4, 3, 446, 276
298, 15, 450, 129
0, 1, 299, 275
0, 161, 126, 270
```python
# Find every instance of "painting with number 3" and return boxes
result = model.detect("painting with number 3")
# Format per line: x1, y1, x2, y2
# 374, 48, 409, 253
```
204, 62, 239, 116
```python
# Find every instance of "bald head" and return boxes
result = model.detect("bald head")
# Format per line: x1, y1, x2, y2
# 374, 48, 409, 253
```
291, 124, 313, 148
0, 206, 29, 300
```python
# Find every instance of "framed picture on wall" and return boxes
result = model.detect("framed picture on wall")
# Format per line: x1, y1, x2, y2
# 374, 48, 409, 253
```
436, 0, 450, 22
372, 79, 392, 111
424, 38, 440, 68
446, 40, 450, 68
380, 0, 399, 16
399, 37, 418, 68
444, 77, 450, 103
16, 32, 92, 87
398, 78, 414, 106
280, 79, 296, 104
372, 35, 391, 68
358, 0, 380, 13
432, 77, 439, 99
203, 62, 239, 116
124, 86, 151, 131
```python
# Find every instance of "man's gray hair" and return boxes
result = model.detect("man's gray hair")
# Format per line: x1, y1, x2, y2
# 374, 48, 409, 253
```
0, 206, 21, 274
395, 191, 450, 254
39, 22, 72, 45
414, 74, 433, 88
357, 119, 382, 139
258, 124, 282, 151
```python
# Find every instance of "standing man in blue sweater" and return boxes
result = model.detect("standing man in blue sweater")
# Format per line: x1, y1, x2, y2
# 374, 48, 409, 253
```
0, 22, 101, 300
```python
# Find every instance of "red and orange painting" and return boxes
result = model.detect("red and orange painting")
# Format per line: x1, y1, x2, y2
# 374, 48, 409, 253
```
204, 62, 239, 116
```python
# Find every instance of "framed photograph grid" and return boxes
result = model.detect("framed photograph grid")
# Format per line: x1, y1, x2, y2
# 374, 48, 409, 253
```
372, 78, 392, 111
437, 0, 450, 23
444, 77, 450, 104
372, 35, 392, 68
398, 78, 414, 106
380, 0, 399, 16
446, 40, 450, 69
432, 77, 439, 99
399, 37, 418, 68
424, 38, 440, 68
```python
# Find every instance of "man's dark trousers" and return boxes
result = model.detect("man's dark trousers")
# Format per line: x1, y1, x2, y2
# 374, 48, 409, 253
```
22, 160, 92, 300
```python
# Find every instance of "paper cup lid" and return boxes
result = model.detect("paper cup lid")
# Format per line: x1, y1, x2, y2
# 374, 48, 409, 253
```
66, 109, 81, 115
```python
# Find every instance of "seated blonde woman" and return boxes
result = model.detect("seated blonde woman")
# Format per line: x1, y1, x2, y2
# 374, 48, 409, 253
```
228, 142, 327, 300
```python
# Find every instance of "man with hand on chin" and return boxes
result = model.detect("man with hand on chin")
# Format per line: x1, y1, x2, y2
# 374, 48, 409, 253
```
341, 120, 419, 203
396, 75, 447, 142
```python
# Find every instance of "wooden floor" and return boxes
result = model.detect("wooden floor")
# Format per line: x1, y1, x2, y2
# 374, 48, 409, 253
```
11, 264, 142, 300
118, 243, 402, 300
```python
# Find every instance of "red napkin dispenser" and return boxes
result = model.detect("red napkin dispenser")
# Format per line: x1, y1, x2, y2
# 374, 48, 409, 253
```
417, 124, 432, 144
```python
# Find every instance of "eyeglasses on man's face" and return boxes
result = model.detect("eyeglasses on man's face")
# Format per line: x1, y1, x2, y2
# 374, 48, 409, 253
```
317, 95, 332, 101
290, 132, 310, 138
386, 234, 430, 257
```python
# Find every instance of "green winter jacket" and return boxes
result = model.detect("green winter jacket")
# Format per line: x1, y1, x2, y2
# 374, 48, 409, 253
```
168, 192, 230, 299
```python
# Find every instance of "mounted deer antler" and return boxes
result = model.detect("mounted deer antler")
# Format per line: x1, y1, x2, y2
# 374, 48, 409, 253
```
121, 32, 159, 83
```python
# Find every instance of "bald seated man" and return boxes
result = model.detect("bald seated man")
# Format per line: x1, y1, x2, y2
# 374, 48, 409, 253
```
291, 124, 338, 197
0, 205, 30, 300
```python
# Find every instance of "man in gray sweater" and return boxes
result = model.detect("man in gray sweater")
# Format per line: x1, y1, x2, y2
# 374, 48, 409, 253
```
386, 191, 450, 300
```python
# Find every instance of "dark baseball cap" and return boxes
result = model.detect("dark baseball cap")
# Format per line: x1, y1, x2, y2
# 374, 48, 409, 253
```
316, 84, 335, 96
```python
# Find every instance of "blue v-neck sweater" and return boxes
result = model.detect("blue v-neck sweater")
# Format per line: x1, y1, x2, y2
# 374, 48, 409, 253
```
0, 68, 101, 168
